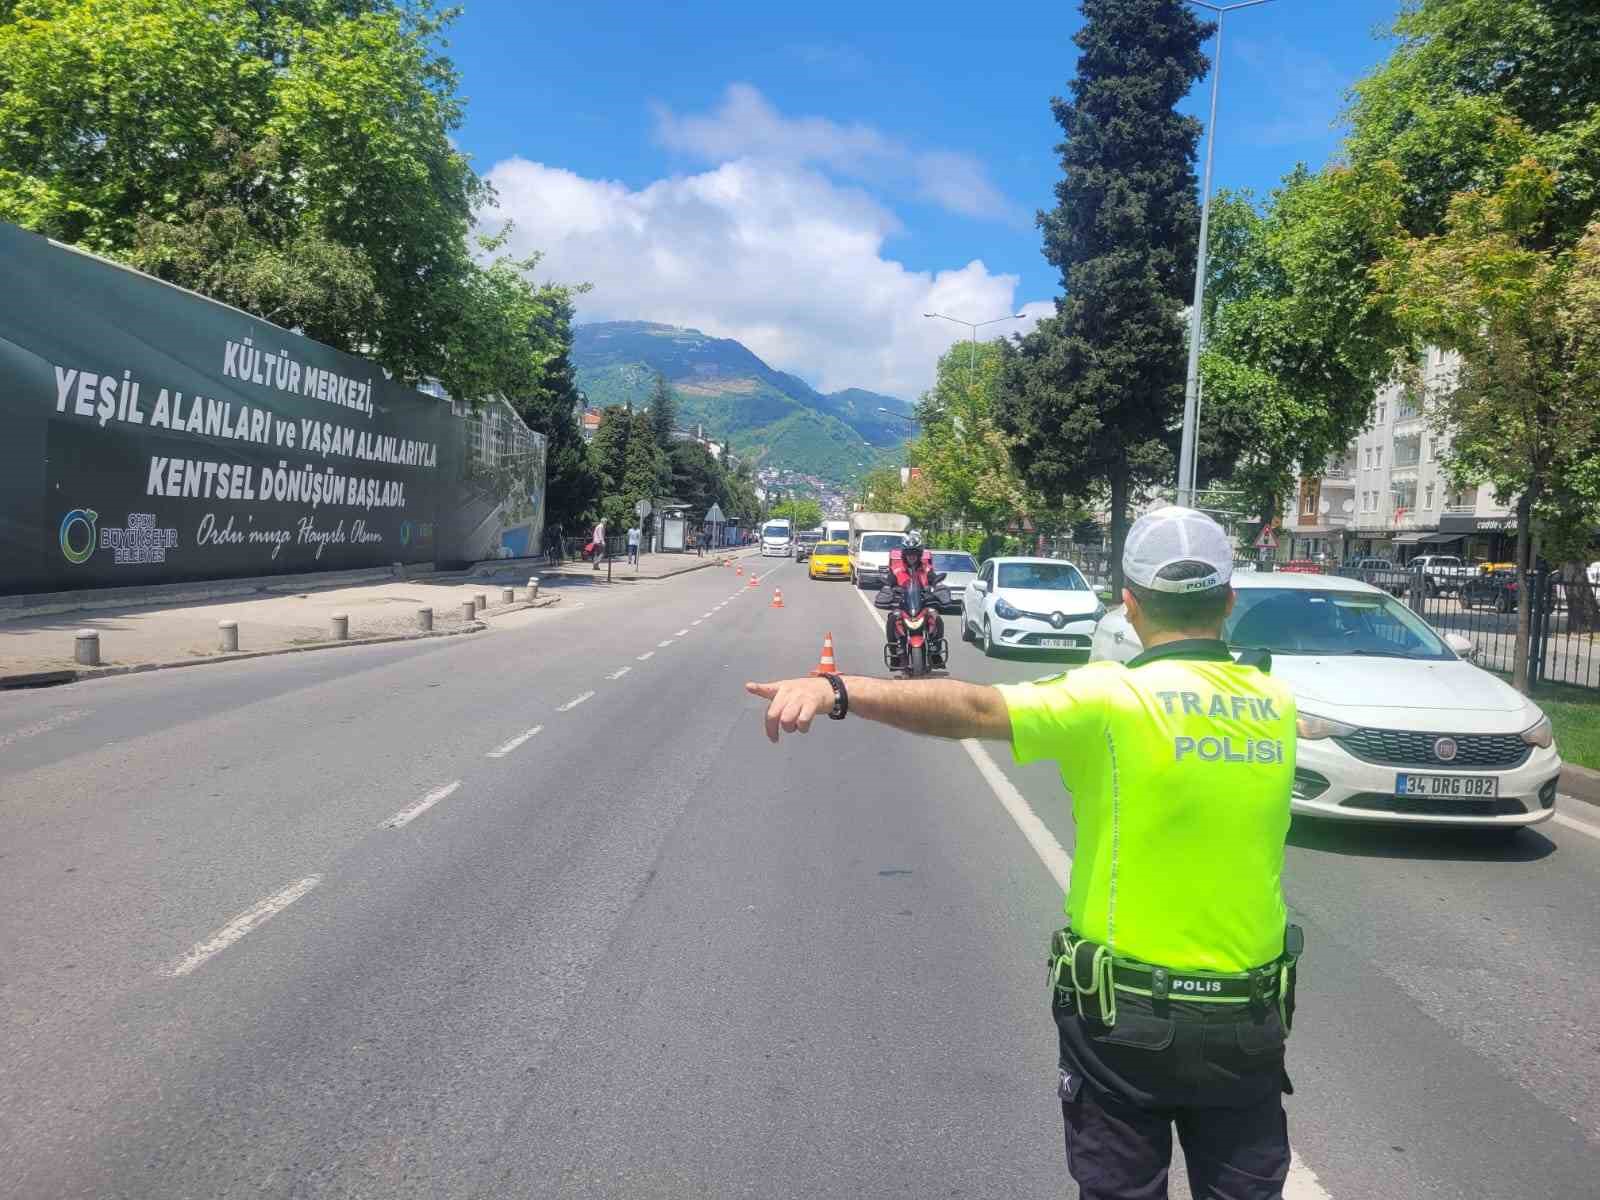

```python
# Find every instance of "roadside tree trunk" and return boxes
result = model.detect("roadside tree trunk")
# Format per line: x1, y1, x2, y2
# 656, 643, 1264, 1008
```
1109, 467, 1129, 599
1511, 492, 1533, 693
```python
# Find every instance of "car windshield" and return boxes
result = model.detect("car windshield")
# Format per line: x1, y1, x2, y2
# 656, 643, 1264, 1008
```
797, 531, 821, 543
1225, 587, 1452, 660
931, 552, 977, 573
762, 524, 789, 539
861, 534, 905, 552
998, 562, 1089, 591
813, 543, 848, 556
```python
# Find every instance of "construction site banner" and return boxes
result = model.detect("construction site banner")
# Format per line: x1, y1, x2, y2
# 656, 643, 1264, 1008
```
0, 222, 453, 595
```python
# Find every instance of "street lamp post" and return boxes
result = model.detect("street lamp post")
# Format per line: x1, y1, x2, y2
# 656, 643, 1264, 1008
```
1176, 0, 1278, 508
923, 311, 1027, 395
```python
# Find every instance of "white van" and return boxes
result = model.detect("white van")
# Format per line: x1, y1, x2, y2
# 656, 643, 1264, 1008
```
823, 520, 851, 545
760, 518, 793, 557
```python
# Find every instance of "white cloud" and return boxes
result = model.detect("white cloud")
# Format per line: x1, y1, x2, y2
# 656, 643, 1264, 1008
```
652, 84, 1020, 223
483, 155, 1050, 401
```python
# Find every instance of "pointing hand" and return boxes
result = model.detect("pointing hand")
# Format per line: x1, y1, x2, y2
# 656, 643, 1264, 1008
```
745, 678, 834, 743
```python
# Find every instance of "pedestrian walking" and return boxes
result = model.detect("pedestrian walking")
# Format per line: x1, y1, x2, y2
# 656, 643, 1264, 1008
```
745, 506, 1301, 1200
591, 518, 606, 570
627, 524, 641, 566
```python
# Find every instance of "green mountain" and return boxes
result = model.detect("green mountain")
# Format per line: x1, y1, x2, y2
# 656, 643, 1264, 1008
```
572, 321, 911, 482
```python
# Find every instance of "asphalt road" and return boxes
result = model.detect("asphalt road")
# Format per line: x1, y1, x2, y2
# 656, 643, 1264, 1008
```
1, 555, 1596, 1199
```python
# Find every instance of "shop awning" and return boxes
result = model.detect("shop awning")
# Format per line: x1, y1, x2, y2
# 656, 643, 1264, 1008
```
1393, 531, 1429, 544
1420, 531, 1464, 544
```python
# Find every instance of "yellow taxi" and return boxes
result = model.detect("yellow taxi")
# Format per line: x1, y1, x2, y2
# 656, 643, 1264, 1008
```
808, 541, 851, 581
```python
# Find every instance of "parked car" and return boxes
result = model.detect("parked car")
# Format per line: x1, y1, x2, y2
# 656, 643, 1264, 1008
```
927, 550, 979, 613
1089, 572, 1560, 831
807, 540, 851, 581
959, 557, 1104, 658
793, 529, 823, 562
1344, 557, 1409, 595
1411, 554, 1472, 596
1461, 569, 1519, 613
1278, 559, 1327, 575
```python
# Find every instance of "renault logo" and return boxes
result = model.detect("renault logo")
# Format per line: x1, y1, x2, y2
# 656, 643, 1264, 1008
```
1050, 611, 1067, 629
1434, 737, 1459, 762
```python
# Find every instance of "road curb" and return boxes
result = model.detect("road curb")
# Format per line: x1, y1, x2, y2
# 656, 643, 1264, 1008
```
1559, 763, 1600, 810
0, 595, 564, 688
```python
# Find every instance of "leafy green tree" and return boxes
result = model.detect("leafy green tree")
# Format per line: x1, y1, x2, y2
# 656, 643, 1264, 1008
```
998, 0, 1211, 593
649, 374, 678, 449
589, 405, 633, 527
1375, 158, 1600, 687
668, 442, 726, 520
616, 410, 667, 532
0, 0, 483, 381
912, 340, 1029, 536
513, 291, 600, 533
771, 498, 824, 530
1195, 168, 1405, 524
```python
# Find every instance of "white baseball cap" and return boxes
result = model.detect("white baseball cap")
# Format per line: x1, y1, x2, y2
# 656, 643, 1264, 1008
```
1122, 506, 1234, 594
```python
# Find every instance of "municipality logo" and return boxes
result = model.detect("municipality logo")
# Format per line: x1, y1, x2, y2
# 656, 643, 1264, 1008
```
59, 508, 98, 565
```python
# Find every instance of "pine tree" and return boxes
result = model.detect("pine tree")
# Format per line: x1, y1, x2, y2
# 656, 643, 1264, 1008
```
511, 293, 601, 531
589, 405, 632, 529
648, 373, 677, 449
998, 0, 1211, 593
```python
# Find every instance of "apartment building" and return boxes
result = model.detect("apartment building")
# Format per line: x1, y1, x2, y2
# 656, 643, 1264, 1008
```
1284, 348, 1517, 565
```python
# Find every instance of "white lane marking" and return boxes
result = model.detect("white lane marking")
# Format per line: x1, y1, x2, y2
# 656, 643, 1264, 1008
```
691, 619, 703, 626
606, 666, 632, 680
487, 726, 543, 759
384, 781, 461, 829
658, 639, 675, 648
163, 876, 321, 977
557, 690, 595, 712
702, 611, 714, 618
0, 708, 91, 751
675, 628, 689, 636
637, 651, 655, 661
848, 580, 1335, 1200
1553, 805, 1600, 841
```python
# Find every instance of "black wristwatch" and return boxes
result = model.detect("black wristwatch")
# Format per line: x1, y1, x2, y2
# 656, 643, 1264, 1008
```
822, 673, 848, 720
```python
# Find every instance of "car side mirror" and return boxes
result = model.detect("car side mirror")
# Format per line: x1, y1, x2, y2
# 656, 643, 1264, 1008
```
1444, 632, 1475, 660
972, 580, 987, 593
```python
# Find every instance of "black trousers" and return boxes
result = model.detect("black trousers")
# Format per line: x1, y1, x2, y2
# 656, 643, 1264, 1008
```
1053, 992, 1292, 1200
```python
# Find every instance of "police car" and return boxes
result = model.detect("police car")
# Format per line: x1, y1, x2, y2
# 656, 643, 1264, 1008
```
1090, 572, 1562, 832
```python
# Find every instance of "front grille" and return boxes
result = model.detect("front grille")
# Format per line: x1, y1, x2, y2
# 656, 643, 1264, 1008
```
1340, 793, 1527, 818
1333, 727, 1530, 770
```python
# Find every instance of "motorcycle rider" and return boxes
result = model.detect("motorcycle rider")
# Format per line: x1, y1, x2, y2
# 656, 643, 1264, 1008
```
884, 532, 945, 661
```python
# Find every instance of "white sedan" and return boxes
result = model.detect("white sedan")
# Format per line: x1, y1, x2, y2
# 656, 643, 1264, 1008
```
960, 557, 1105, 658
1090, 572, 1561, 831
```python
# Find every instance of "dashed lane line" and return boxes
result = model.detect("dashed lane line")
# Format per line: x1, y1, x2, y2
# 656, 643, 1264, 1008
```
162, 875, 322, 977
675, 628, 689, 637
606, 666, 632, 680
383, 781, 461, 829
557, 690, 595, 712
487, 726, 543, 759
0, 707, 91, 751
846, 581, 1336, 1200
637, 651, 655, 661
658, 639, 675, 648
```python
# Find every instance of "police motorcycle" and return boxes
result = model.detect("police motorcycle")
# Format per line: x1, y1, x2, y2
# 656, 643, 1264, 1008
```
875, 547, 951, 678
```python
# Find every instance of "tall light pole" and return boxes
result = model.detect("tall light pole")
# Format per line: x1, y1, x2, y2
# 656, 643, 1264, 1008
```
1176, 0, 1278, 507
923, 311, 1027, 395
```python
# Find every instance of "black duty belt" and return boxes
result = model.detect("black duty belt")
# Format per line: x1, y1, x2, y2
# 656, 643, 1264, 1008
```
1048, 926, 1302, 1031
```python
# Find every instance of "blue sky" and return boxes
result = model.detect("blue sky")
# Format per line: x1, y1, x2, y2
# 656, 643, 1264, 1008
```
446, 0, 1402, 399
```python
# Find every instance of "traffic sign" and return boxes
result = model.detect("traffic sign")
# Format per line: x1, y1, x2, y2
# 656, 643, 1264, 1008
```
1253, 523, 1278, 551
635, 499, 652, 519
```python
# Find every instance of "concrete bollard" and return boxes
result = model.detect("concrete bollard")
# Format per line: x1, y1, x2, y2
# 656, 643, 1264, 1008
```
417, 606, 433, 632
331, 613, 349, 641
75, 629, 100, 666
218, 620, 239, 652
473, 592, 487, 613
527, 575, 540, 600
460, 599, 476, 622
501, 586, 515, 605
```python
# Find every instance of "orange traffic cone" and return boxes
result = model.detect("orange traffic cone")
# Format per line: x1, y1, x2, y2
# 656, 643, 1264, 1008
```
770, 588, 784, 608
747, 574, 759, 588
735, 565, 743, 576
810, 632, 839, 676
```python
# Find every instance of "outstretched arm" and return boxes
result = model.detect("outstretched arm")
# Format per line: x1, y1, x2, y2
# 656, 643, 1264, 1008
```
744, 675, 1011, 744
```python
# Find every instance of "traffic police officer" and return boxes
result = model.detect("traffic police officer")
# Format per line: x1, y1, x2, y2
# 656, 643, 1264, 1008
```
747, 506, 1300, 1199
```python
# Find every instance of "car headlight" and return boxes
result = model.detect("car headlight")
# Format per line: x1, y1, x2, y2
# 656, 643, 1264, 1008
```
1091, 601, 1107, 620
1296, 712, 1358, 740
1520, 713, 1554, 748
994, 597, 1021, 620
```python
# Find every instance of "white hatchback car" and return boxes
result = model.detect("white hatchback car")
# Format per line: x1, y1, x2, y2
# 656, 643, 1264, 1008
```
960, 557, 1105, 657
1090, 572, 1561, 831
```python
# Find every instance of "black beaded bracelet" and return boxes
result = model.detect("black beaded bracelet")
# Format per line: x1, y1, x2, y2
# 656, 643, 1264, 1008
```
823, 673, 848, 720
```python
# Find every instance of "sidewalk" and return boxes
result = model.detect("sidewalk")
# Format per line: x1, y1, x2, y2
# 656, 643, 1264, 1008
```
0, 547, 758, 685
536, 547, 751, 583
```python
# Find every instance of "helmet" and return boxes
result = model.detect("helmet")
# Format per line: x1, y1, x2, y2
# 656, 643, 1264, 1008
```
903, 531, 923, 550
